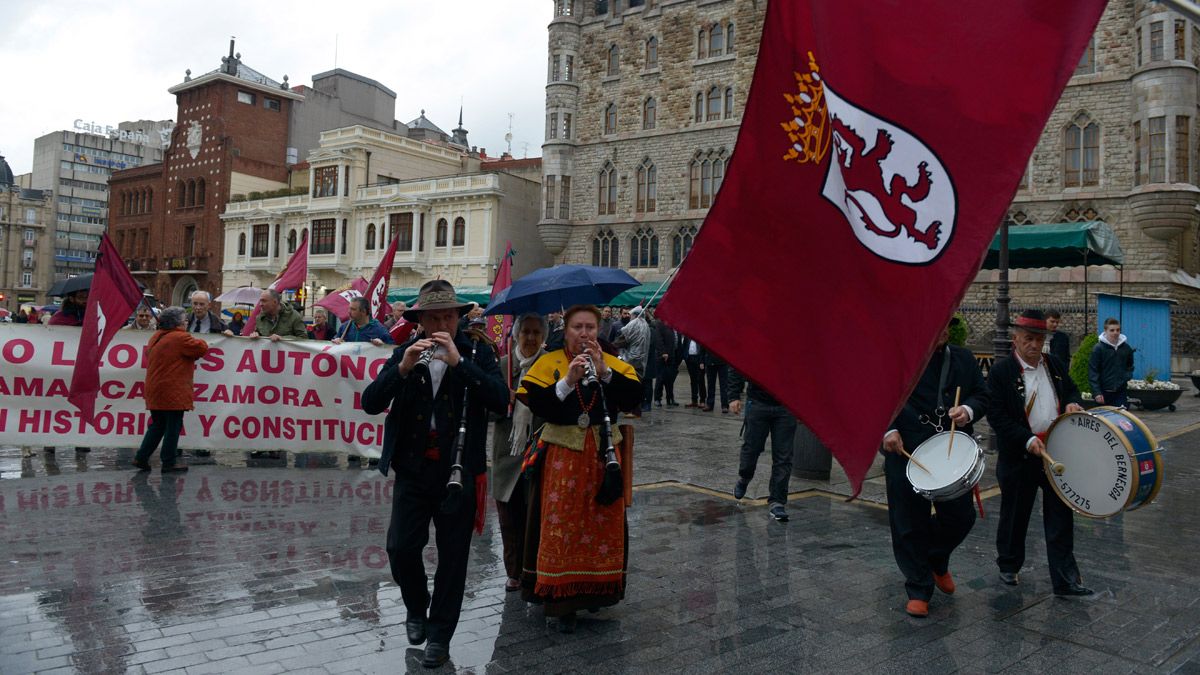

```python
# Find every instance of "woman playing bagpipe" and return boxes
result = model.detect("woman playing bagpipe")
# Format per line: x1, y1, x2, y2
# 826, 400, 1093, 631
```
516, 304, 642, 633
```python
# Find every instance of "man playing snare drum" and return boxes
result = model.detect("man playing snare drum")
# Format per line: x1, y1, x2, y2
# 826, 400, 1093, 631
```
987, 309, 1091, 597
882, 317, 990, 618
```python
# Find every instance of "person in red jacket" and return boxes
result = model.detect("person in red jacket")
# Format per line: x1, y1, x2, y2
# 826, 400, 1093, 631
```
132, 306, 209, 473
48, 290, 88, 326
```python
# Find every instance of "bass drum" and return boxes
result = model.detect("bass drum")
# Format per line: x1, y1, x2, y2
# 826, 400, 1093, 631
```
1043, 406, 1163, 518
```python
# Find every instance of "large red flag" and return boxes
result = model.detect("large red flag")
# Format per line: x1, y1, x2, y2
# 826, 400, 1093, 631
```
657, 0, 1105, 494
68, 234, 144, 423
242, 231, 309, 336
364, 231, 400, 322
487, 242, 515, 355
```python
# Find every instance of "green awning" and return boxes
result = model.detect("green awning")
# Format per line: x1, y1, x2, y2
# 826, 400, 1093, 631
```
387, 286, 495, 306
982, 221, 1124, 269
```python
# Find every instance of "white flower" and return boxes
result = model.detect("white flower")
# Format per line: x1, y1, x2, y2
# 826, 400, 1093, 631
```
1127, 379, 1181, 390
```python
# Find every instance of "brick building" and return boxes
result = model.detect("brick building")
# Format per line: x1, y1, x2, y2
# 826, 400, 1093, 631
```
542, 0, 1200, 366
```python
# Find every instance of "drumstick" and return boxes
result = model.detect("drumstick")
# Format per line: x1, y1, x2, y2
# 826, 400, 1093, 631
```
1041, 450, 1066, 475
947, 386, 962, 459
898, 447, 932, 475
1024, 390, 1037, 417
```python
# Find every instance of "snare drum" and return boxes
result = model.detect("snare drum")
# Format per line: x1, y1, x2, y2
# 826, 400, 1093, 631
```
1043, 406, 1163, 518
906, 431, 985, 501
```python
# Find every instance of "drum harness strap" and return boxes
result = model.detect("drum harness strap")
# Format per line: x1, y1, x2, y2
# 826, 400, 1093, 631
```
916, 346, 953, 433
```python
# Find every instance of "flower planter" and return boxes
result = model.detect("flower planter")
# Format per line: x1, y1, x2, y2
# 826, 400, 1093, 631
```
1128, 388, 1183, 412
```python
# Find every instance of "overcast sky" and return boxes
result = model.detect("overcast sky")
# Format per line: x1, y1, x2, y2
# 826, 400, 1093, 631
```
0, 0, 550, 175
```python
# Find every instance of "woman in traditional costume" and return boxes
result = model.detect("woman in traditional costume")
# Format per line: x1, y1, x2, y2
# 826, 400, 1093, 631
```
517, 305, 641, 632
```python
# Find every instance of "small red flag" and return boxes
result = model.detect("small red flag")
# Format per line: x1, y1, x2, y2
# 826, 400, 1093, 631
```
657, 0, 1105, 495
68, 234, 144, 423
316, 277, 368, 323
364, 231, 400, 322
242, 231, 309, 335
487, 242, 515, 356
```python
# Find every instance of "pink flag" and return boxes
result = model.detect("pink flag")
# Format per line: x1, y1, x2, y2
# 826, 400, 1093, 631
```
317, 277, 368, 322
68, 234, 144, 423
364, 230, 400, 322
487, 242, 515, 355
242, 231, 309, 335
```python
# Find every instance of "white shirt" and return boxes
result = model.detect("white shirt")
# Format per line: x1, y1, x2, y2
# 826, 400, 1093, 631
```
428, 350, 448, 431
688, 340, 699, 356
1016, 351, 1058, 445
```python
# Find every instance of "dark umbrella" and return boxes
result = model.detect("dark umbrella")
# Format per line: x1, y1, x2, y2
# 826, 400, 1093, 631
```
483, 264, 640, 316
48, 273, 145, 297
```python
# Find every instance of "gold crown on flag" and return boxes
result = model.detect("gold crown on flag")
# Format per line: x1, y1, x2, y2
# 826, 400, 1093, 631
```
781, 52, 830, 165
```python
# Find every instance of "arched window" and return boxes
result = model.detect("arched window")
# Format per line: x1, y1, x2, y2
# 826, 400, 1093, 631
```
724, 87, 734, 119
187, 180, 197, 207
436, 218, 448, 247
706, 86, 721, 121
146, 188, 153, 213
119, 191, 127, 216
341, 219, 348, 255
453, 217, 466, 246
604, 103, 617, 135
287, 229, 297, 253
643, 97, 657, 130
196, 179, 206, 206
672, 225, 698, 267
694, 93, 704, 123
709, 23, 724, 56
366, 223, 376, 250
636, 159, 656, 213
697, 28, 708, 59
598, 162, 616, 215
592, 227, 619, 267
645, 36, 658, 69
607, 44, 620, 76
629, 227, 659, 268
176, 181, 185, 207
1064, 112, 1100, 187
689, 153, 726, 209
726, 22, 735, 53
238, 232, 246, 256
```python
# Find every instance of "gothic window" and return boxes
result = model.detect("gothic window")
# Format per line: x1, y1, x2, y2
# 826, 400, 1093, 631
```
551, 54, 561, 82
453, 217, 466, 246
366, 223, 376, 250
592, 228, 619, 267
287, 228, 297, 253
1136, 27, 1143, 67
643, 97, 657, 130
672, 225, 698, 267
549, 112, 559, 139
436, 218, 448, 247
546, 175, 558, 219
689, 153, 726, 209
697, 28, 707, 59
636, 159, 656, 213
1149, 116, 1167, 183
562, 113, 573, 139
604, 103, 617, 134
646, 36, 658, 69
1175, 116, 1191, 183
706, 87, 721, 121
694, 93, 704, 123
726, 22, 735, 53
598, 162, 617, 215
724, 87, 734, 119
629, 227, 659, 268
1075, 37, 1095, 75
709, 23, 724, 56
608, 44, 620, 76
559, 176, 571, 219
1063, 113, 1100, 187
565, 55, 574, 81
238, 232, 246, 256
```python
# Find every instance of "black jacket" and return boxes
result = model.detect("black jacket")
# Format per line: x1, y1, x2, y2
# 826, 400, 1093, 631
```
362, 331, 509, 479
1048, 331, 1071, 367
987, 352, 1082, 459
889, 345, 990, 450
187, 310, 228, 334
1088, 337, 1134, 394
728, 369, 782, 406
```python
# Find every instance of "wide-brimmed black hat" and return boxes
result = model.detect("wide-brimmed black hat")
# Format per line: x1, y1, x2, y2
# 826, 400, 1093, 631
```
1009, 309, 1053, 335
402, 280, 473, 322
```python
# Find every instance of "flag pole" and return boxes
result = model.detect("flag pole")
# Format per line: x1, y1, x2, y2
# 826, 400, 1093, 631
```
643, 264, 681, 309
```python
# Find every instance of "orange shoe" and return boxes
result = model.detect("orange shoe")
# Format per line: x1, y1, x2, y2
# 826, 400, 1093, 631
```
933, 571, 956, 595
905, 599, 929, 618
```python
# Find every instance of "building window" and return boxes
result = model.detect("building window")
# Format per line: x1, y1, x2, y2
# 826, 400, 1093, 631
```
1063, 113, 1100, 187
709, 23, 724, 56
341, 219, 348, 254
1176, 20, 1187, 60
237, 91, 256, 105
274, 224, 281, 256
436, 218, 448, 247
1074, 38, 1096, 75
287, 229, 297, 253
1136, 27, 1143, 67
252, 224, 269, 257
564, 55, 574, 81
604, 103, 617, 135
1194, 25, 1200, 67
545, 175, 558, 219
559, 176, 571, 220
453, 217, 466, 246
21, 272, 32, 288
556, 0, 574, 16
146, 188, 153, 212
1134, 121, 1143, 185
646, 36, 658, 69
694, 93, 703, 123
724, 87, 734, 119
186, 180, 196, 207
366, 223, 376, 250
726, 22, 735, 53
598, 162, 616, 215
419, 214, 425, 251
1150, 21, 1164, 61
562, 113, 573, 139
196, 179, 205, 206
550, 54, 561, 82
707, 87, 721, 121
1175, 116, 1191, 183
643, 97, 656, 130
594, 0, 607, 16
311, 218, 336, 254
629, 227, 659, 268
176, 181, 185, 207
264, 97, 281, 112
636, 160, 656, 213
548, 112, 559, 139
391, 213, 414, 251
592, 228, 619, 267
184, 225, 196, 256
697, 28, 708, 59
689, 154, 725, 209
1149, 116, 1167, 183
608, 44, 620, 76
23, 228, 34, 243
672, 225, 697, 267
314, 166, 339, 198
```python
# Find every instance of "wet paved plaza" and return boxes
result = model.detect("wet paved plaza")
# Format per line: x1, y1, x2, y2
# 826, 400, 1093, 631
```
2, 380, 1200, 674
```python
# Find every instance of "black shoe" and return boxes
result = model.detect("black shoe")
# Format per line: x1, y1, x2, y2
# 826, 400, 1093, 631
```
733, 479, 748, 500
132, 459, 151, 472
406, 618, 427, 645
769, 504, 789, 522
559, 612, 577, 634
1054, 582, 1094, 597
161, 465, 189, 474
667, 401, 680, 407
421, 641, 449, 668
998, 572, 1019, 586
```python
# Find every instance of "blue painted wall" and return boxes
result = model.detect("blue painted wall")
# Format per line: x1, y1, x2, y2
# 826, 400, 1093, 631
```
1095, 294, 1171, 380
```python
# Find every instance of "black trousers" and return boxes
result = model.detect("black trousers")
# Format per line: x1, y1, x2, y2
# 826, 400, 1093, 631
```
705, 364, 729, 409
994, 452, 1080, 591
884, 451, 976, 601
655, 357, 680, 403
737, 401, 797, 505
685, 356, 707, 404
387, 461, 477, 644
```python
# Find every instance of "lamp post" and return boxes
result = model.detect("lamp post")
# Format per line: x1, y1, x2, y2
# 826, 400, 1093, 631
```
993, 219, 1011, 358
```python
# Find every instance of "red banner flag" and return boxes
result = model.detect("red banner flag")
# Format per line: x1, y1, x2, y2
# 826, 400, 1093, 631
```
657, 0, 1105, 494
365, 231, 399, 322
68, 234, 144, 423
242, 231, 309, 335
317, 277, 366, 323
487, 242, 515, 355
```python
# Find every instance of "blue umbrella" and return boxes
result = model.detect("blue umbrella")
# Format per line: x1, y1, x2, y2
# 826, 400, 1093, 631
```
483, 264, 640, 316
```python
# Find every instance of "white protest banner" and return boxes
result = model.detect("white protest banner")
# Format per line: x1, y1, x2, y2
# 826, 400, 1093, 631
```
0, 325, 394, 456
